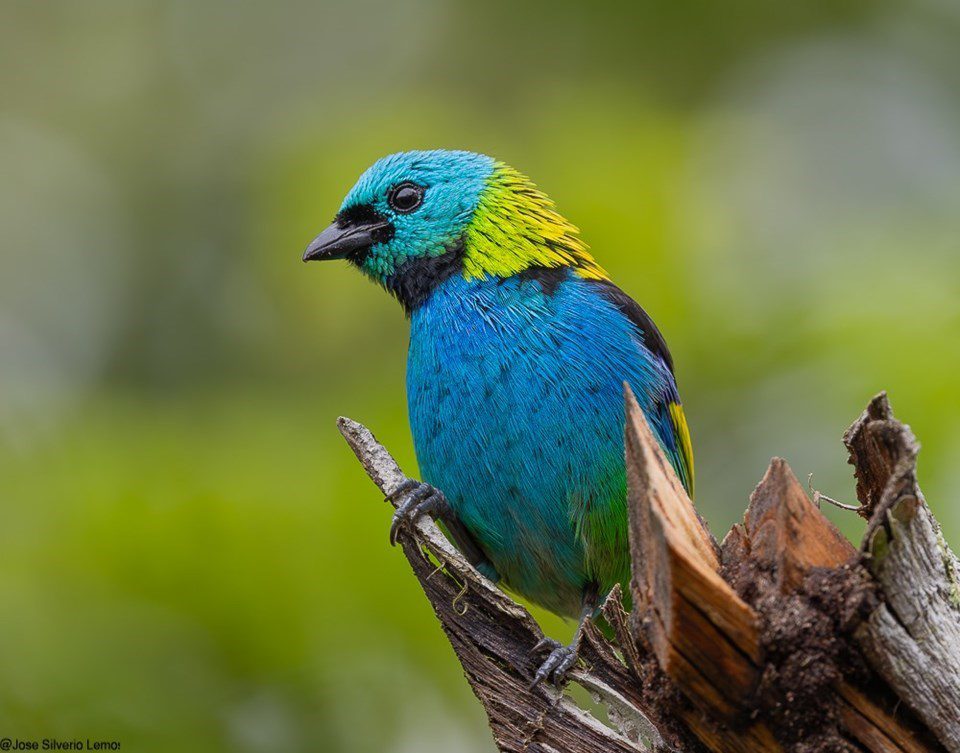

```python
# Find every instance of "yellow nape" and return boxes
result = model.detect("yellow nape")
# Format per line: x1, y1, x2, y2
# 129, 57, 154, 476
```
462, 162, 607, 281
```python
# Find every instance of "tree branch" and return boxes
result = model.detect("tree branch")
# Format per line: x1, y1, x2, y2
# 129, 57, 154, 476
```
337, 417, 666, 753
337, 390, 960, 753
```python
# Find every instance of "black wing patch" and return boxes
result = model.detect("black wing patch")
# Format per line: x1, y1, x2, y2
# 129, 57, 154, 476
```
590, 279, 675, 374
515, 265, 568, 296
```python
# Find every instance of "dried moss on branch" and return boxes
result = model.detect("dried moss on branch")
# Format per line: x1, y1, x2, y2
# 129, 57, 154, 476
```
338, 392, 960, 753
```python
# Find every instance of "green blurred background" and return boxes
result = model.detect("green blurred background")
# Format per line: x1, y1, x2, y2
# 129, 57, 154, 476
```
1, 1, 959, 751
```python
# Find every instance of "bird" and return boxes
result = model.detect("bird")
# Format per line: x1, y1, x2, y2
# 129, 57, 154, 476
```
303, 150, 694, 687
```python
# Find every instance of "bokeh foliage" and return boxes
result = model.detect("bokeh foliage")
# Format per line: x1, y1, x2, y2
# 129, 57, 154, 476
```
1, 2, 958, 751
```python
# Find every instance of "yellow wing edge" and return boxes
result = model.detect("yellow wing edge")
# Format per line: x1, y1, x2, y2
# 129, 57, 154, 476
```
668, 401, 695, 500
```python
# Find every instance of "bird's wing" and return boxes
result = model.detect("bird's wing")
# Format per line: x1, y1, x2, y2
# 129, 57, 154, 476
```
590, 279, 695, 498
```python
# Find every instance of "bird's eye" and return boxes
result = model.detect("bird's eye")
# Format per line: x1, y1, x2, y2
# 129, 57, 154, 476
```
388, 182, 424, 213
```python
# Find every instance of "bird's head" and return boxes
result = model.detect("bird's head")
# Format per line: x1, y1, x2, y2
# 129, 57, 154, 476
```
303, 150, 605, 312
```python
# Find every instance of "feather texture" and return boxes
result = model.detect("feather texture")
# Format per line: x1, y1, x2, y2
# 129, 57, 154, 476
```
317, 149, 694, 618
407, 270, 688, 617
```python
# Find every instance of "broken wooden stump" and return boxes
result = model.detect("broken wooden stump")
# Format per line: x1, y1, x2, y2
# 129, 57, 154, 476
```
847, 395, 960, 752
338, 391, 960, 753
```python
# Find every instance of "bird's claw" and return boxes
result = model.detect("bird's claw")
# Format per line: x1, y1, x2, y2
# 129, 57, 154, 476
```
529, 637, 579, 689
387, 479, 449, 546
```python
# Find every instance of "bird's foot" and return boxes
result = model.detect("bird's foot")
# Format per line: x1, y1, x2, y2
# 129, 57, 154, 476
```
529, 637, 580, 689
386, 479, 450, 546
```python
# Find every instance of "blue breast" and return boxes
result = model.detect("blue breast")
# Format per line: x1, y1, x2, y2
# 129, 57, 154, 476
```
406, 271, 677, 617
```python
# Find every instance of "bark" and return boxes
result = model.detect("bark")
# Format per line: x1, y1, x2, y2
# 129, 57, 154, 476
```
337, 391, 960, 753
846, 395, 960, 752
338, 417, 666, 753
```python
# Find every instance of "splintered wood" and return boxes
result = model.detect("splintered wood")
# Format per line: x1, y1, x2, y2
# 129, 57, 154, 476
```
624, 387, 763, 721
738, 457, 855, 591
341, 391, 960, 753
624, 388, 952, 753
846, 396, 960, 753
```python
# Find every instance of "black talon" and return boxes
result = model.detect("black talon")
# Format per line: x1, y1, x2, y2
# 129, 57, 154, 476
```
389, 485, 431, 545
385, 478, 419, 503
553, 646, 579, 678
529, 642, 579, 689
529, 594, 595, 689
532, 637, 561, 655
387, 479, 450, 546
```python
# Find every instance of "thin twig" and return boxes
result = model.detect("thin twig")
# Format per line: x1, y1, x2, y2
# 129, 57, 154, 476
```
808, 473, 862, 512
